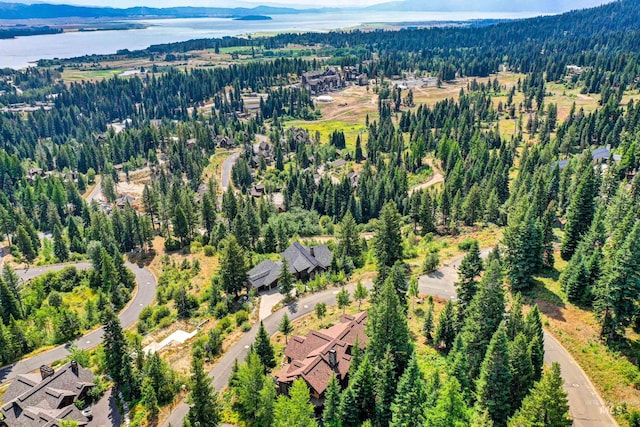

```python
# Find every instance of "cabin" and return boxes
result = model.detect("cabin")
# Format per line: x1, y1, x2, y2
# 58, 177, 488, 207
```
276, 312, 367, 405
0, 361, 95, 427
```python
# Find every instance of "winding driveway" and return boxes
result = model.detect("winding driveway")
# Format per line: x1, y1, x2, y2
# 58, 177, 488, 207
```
221, 151, 240, 192
0, 261, 157, 384
163, 250, 617, 427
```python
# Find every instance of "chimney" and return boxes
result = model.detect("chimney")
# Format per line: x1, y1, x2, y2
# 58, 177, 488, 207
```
40, 365, 55, 380
71, 360, 78, 374
328, 349, 337, 369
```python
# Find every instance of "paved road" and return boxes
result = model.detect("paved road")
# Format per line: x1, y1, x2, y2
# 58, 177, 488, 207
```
0, 261, 157, 384
221, 151, 241, 192
163, 248, 617, 427
86, 176, 103, 203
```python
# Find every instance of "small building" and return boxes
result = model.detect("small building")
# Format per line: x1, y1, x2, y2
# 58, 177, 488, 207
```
217, 135, 235, 149
115, 194, 136, 208
247, 242, 333, 292
276, 312, 367, 403
1, 361, 95, 427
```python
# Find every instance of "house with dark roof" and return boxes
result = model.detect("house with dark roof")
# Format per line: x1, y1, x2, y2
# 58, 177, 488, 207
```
247, 242, 333, 292
1, 361, 95, 427
276, 312, 367, 404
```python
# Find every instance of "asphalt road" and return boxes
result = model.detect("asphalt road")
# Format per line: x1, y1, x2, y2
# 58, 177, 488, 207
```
163, 247, 617, 427
0, 261, 157, 384
221, 151, 240, 192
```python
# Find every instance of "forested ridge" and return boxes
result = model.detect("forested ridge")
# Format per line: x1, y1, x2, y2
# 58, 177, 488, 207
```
1, 0, 640, 426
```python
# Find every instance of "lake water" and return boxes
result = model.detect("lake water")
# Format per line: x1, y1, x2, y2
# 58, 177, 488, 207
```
0, 11, 540, 69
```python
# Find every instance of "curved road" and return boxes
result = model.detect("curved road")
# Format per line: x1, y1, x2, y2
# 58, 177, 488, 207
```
0, 261, 157, 384
163, 250, 617, 427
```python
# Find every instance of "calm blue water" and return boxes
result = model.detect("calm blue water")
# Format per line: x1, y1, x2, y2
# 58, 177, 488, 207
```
0, 11, 539, 69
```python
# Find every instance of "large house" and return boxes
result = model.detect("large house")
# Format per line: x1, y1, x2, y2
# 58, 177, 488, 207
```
276, 312, 367, 404
302, 68, 344, 95
1, 361, 95, 427
247, 242, 332, 292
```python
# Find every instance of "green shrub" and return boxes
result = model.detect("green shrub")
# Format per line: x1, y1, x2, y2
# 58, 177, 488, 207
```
164, 238, 181, 251
422, 252, 440, 273
235, 310, 249, 326
458, 238, 477, 251
158, 316, 173, 329
241, 321, 252, 332
213, 301, 228, 319
218, 315, 232, 331
203, 245, 215, 256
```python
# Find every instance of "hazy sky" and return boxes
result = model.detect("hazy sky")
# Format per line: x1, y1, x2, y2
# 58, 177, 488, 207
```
39, 0, 387, 7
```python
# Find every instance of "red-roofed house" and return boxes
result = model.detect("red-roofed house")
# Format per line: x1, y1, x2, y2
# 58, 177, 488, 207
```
276, 312, 367, 404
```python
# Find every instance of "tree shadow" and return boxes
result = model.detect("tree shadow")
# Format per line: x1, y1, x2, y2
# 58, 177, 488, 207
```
529, 275, 566, 322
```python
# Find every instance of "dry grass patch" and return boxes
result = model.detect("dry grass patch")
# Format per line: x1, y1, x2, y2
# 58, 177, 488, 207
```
533, 254, 640, 425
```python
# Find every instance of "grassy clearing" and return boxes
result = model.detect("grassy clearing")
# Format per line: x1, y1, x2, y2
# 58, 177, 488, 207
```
61, 68, 123, 82
403, 224, 503, 271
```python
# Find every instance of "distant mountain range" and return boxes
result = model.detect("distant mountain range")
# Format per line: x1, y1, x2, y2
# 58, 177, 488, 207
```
366, 0, 611, 13
0, 0, 615, 20
0, 2, 335, 19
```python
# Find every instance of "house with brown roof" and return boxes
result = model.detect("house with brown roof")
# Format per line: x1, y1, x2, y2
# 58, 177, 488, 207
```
1, 361, 95, 427
276, 312, 367, 404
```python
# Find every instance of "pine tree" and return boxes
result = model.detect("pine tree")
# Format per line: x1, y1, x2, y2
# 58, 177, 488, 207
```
507, 363, 571, 427
503, 205, 543, 291
345, 355, 376, 423
435, 300, 457, 352
187, 347, 221, 427
256, 378, 276, 427
274, 379, 317, 427
254, 321, 276, 371
461, 260, 505, 380
0, 278, 22, 323
338, 211, 362, 266
354, 280, 368, 309
355, 135, 364, 163
423, 299, 435, 343
373, 201, 403, 271
278, 257, 295, 299
53, 225, 69, 262
561, 154, 596, 261
16, 225, 36, 261
509, 333, 534, 411
525, 305, 544, 381
426, 376, 469, 427
173, 206, 189, 244
279, 313, 293, 344
594, 221, 640, 342
448, 335, 471, 398
142, 378, 159, 421
323, 374, 342, 427
375, 346, 396, 427
506, 293, 526, 340
337, 287, 351, 313
219, 236, 248, 297
233, 352, 267, 425
470, 408, 495, 427
366, 275, 412, 374
419, 191, 435, 235
339, 386, 360, 427
315, 302, 327, 320
476, 324, 512, 427
390, 356, 427, 427
456, 239, 483, 317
